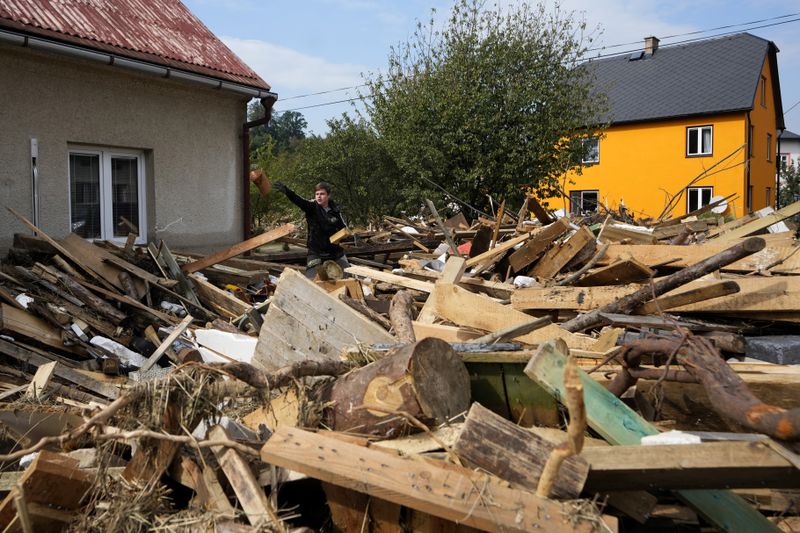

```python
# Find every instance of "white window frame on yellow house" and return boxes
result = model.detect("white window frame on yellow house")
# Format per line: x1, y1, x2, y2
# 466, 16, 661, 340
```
687, 186, 713, 213
569, 190, 599, 215
686, 126, 713, 156
582, 138, 599, 164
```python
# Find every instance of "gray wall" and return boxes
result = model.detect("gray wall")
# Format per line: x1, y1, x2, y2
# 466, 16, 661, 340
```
0, 43, 248, 252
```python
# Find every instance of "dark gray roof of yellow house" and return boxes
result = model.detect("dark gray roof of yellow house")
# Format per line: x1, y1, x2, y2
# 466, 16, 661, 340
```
588, 33, 784, 128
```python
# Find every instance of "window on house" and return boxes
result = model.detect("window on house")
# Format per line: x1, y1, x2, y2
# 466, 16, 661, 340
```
760, 76, 767, 107
687, 126, 713, 156
766, 187, 772, 207
69, 146, 146, 243
687, 186, 713, 213
780, 153, 790, 169
569, 190, 599, 215
582, 138, 599, 164
767, 134, 772, 161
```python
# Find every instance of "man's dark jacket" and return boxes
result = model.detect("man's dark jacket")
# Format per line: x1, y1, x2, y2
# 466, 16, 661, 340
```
283, 186, 346, 262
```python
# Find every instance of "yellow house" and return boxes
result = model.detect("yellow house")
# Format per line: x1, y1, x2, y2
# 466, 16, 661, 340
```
553, 33, 784, 220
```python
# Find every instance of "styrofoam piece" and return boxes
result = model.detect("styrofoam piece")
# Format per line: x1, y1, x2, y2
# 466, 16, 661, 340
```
641, 430, 702, 446
195, 328, 257, 364
15, 293, 34, 309
90, 336, 148, 368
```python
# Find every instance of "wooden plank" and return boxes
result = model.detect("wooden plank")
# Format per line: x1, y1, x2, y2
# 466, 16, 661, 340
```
425, 199, 460, 255
404, 269, 514, 299
60, 233, 146, 296
0, 338, 118, 399
260, 426, 599, 533
138, 314, 194, 373
583, 441, 800, 491
600, 243, 800, 274
182, 224, 296, 273
345, 266, 434, 293
153, 241, 202, 306
507, 218, 571, 273
634, 281, 740, 315
428, 283, 594, 350
713, 200, 800, 243
530, 226, 595, 279
329, 227, 351, 244
412, 322, 480, 342
254, 269, 393, 372
465, 228, 535, 268
190, 274, 251, 317
25, 361, 56, 399
502, 363, 559, 427
208, 425, 276, 527
0, 303, 73, 352
576, 259, 653, 286
598, 224, 658, 245
453, 403, 587, 498
524, 341, 780, 532
417, 256, 468, 324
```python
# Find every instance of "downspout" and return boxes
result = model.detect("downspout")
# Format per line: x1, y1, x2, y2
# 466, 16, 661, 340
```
776, 129, 784, 208
242, 95, 278, 240
746, 112, 752, 213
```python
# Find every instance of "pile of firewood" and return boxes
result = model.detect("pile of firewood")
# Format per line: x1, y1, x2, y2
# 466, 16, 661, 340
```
1, 197, 799, 532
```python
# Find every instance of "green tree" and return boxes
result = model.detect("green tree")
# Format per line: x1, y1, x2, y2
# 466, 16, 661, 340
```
779, 162, 800, 208
363, 0, 606, 214
248, 102, 308, 153
288, 115, 408, 225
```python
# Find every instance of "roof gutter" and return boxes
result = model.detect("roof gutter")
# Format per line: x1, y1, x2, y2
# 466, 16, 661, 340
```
0, 27, 276, 99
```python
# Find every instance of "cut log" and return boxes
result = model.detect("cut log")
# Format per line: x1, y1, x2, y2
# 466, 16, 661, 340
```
260, 426, 601, 533
323, 337, 470, 437
453, 403, 588, 499
182, 223, 296, 273
389, 290, 416, 343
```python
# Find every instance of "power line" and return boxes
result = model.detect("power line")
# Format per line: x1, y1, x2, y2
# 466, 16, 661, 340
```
276, 95, 366, 112
785, 98, 800, 116
280, 83, 369, 101
587, 12, 800, 52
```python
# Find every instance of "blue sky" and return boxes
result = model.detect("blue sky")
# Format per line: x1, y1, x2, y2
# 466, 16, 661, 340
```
185, 0, 799, 136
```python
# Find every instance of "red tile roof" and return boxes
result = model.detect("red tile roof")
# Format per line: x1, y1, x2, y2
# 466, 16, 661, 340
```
0, 0, 270, 90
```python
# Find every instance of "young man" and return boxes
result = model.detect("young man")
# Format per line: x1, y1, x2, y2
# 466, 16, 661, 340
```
273, 181, 350, 278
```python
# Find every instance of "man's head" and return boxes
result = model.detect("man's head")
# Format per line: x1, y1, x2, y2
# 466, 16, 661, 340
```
314, 182, 331, 208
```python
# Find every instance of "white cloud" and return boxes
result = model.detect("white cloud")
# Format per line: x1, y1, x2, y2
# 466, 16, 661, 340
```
222, 36, 368, 94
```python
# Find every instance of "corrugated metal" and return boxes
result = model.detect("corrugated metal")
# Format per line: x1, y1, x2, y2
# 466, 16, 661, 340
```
0, 0, 269, 89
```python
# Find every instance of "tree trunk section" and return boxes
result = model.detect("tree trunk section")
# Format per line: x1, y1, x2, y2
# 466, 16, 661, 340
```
323, 337, 470, 437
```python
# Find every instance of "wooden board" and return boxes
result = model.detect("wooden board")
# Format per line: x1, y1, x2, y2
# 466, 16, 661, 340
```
190, 274, 252, 317
0, 303, 75, 353
254, 269, 393, 372
524, 341, 780, 533
260, 426, 599, 533
453, 403, 588, 498
530, 226, 595, 279
428, 284, 593, 349
417, 256, 468, 324
576, 259, 653, 286
465, 229, 536, 268
182, 223, 296, 273
507, 218, 571, 273
712, 201, 800, 243
60, 233, 148, 297
583, 441, 800, 491
599, 243, 800, 275
598, 224, 658, 245
346, 266, 434, 293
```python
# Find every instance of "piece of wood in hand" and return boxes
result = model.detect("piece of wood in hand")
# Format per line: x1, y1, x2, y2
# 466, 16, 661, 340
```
329, 227, 351, 244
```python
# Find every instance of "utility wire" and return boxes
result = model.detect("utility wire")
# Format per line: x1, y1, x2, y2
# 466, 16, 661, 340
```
785, 98, 800, 116
279, 83, 369, 101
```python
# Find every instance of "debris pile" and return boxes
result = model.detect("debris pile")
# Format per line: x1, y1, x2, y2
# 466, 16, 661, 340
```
1, 197, 799, 532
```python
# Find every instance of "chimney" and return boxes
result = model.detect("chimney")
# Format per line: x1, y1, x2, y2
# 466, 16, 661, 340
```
644, 36, 659, 55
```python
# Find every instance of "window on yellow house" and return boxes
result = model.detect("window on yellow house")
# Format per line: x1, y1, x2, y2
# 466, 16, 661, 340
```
760, 76, 767, 107
687, 186, 712, 212
767, 133, 772, 161
582, 138, 599, 164
687, 126, 712, 156
570, 190, 598, 215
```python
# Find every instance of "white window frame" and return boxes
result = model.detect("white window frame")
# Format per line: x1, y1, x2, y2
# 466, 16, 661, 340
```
570, 190, 599, 215
687, 186, 713, 213
582, 138, 599, 164
67, 145, 147, 244
779, 153, 790, 169
686, 126, 713, 156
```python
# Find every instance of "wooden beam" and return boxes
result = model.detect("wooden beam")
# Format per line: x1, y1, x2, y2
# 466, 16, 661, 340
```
417, 256, 468, 324
60, 233, 147, 297
634, 281, 740, 315
524, 341, 780, 532
598, 224, 658, 245
190, 274, 252, 317
466, 228, 535, 268
208, 425, 277, 527
530, 226, 595, 279
345, 266, 434, 293
583, 441, 800, 491
575, 259, 653, 286
507, 218, 571, 273
260, 426, 600, 533
0, 303, 76, 353
25, 361, 56, 399
428, 283, 594, 350
0, 338, 119, 400
713, 200, 800, 242
425, 199, 460, 255
182, 224, 296, 273
138, 314, 194, 373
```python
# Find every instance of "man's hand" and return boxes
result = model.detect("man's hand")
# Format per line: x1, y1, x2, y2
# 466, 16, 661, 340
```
273, 181, 288, 194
